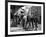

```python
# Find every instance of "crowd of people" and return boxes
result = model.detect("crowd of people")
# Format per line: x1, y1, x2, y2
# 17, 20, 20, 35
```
11, 6, 41, 31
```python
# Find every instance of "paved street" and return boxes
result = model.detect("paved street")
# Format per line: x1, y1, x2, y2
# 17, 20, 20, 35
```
10, 24, 41, 32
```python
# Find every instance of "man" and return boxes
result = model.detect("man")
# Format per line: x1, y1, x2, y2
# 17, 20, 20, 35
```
34, 16, 38, 30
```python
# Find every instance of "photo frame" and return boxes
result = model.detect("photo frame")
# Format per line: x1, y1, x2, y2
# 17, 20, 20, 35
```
5, 0, 45, 36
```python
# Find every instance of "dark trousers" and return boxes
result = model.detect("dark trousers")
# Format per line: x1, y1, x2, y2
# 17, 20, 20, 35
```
34, 18, 38, 30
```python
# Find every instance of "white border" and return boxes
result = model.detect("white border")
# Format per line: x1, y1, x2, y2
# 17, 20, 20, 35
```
8, 2, 43, 35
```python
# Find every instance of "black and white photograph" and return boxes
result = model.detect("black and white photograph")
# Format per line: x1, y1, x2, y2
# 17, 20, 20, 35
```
10, 5, 41, 31
8, 2, 45, 35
